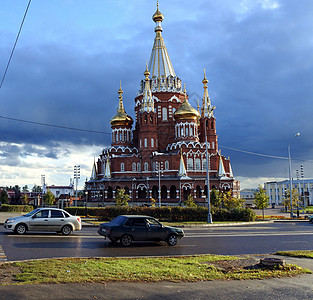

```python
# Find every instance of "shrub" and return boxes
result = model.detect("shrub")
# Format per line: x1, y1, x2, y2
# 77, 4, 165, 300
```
0, 204, 33, 213
65, 206, 255, 222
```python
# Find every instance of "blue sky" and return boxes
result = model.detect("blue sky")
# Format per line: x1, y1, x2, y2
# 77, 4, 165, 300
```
0, 0, 312, 189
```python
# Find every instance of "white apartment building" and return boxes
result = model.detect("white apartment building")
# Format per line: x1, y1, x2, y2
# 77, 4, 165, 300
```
264, 179, 313, 207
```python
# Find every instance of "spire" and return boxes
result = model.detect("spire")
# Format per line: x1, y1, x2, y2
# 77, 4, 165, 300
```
218, 153, 227, 178
141, 62, 155, 112
148, 2, 176, 79
91, 158, 97, 180
201, 69, 215, 118
229, 162, 234, 178
104, 156, 111, 179
178, 149, 187, 177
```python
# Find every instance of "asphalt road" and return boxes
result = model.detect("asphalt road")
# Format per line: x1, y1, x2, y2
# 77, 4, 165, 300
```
1, 222, 313, 261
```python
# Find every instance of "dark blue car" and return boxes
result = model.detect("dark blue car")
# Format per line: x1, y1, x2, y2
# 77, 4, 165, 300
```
98, 215, 184, 246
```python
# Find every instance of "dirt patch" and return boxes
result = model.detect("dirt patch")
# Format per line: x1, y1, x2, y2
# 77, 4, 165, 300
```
0, 264, 22, 285
208, 257, 262, 273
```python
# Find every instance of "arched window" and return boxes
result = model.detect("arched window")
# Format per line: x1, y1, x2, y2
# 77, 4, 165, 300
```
144, 162, 149, 171
107, 187, 113, 199
195, 158, 201, 170
190, 125, 193, 136
119, 132, 122, 141
162, 107, 168, 121
132, 162, 136, 172
187, 158, 193, 170
181, 127, 184, 136
121, 162, 124, 172
137, 162, 141, 171
140, 139, 142, 148
151, 138, 154, 148
202, 158, 207, 170
170, 185, 177, 199
196, 185, 202, 198
161, 185, 167, 199
212, 142, 214, 149
186, 127, 189, 136
144, 138, 147, 147
165, 160, 169, 170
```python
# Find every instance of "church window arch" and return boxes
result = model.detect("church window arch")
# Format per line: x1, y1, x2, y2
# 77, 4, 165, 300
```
144, 162, 149, 171
195, 158, 201, 170
165, 160, 169, 170
144, 138, 147, 147
121, 162, 125, 172
151, 138, 154, 148
132, 162, 136, 171
137, 162, 141, 171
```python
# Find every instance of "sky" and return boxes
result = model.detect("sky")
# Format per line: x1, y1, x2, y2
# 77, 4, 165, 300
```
0, 0, 312, 190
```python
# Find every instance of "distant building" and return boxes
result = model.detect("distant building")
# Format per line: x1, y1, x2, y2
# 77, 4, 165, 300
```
46, 185, 74, 199
265, 179, 313, 207
240, 189, 257, 207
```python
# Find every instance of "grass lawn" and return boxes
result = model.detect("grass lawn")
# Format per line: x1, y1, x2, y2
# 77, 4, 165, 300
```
276, 250, 313, 259
0, 255, 309, 285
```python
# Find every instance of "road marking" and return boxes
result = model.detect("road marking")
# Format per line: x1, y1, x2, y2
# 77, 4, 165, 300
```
185, 232, 313, 238
0, 245, 7, 261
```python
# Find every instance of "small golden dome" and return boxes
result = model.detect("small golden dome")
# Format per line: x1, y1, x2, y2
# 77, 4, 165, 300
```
110, 110, 133, 127
174, 95, 200, 121
152, 3, 164, 23
110, 82, 133, 127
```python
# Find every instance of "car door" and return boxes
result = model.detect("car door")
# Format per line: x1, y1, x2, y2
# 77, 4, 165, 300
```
48, 210, 66, 232
28, 209, 50, 231
127, 218, 148, 241
146, 218, 165, 241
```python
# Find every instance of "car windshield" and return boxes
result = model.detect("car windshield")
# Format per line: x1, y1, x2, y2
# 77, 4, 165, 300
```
109, 215, 127, 226
23, 209, 41, 217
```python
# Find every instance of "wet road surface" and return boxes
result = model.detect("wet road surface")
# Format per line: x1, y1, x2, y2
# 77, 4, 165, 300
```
1, 222, 313, 261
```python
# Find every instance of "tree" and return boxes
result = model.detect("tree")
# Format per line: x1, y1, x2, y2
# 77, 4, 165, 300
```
210, 188, 221, 208
43, 190, 55, 206
222, 190, 244, 210
115, 189, 129, 206
21, 194, 28, 205
0, 190, 9, 204
184, 194, 197, 207
32, 184, 42, 193
283, 188, 301, 211
22, 185, 29, 192
254, 185, 269, 220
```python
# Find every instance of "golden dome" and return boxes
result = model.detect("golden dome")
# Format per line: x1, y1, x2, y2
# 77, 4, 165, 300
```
174, 94, 200, 121
110, 83, 133, 127
152, 2, 164, 23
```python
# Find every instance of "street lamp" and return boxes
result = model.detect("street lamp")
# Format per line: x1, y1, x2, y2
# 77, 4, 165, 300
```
156, 162, 163, 207
288, 132, 300, 218
85, 190, 88, 217
204, 120, 212, 224
74, 165, 80, 206
41, 175, 46, 207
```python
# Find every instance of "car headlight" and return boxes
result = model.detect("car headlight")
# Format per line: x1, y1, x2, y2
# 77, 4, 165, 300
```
5, 219, 14, 224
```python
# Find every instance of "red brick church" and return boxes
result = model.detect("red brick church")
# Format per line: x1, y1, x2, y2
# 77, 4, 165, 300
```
86, 4, 240, 206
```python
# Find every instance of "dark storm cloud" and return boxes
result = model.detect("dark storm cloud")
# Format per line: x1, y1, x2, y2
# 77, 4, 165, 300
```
0, 0, 312, 183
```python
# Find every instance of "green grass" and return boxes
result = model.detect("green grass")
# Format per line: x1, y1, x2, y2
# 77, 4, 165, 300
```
276, 250, 313, 259
1, 255, 309, 285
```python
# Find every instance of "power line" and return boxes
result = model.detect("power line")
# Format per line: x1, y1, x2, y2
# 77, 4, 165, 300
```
0, 115, 110, 135
220, 144, 289, 160
0, 0, 32, 88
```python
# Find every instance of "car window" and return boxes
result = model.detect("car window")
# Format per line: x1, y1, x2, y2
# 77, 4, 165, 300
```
50, 210, 64, 218
35, 210, 49, 218
63, 211, 70, 218
132, 218, 146, 227
24, 209, 40, 217
146, 218, 161, 227
109, 216, 127, 225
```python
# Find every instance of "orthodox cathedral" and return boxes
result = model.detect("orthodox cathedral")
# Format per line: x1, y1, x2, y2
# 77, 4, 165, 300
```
86, 4, 240, 206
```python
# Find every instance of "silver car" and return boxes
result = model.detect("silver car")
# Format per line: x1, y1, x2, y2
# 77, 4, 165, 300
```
4, 208, 82, 235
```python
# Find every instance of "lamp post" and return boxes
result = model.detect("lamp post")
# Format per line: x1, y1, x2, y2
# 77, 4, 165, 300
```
85, 190, 88, 217
74, 165, 80, 206
204, 121, 212, 224
157, 163, 163, 207
288, 132, 300, 218
41, 175, 46, 207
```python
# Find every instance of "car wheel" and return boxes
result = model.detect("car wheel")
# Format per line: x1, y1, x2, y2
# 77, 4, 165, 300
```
15, 223, 27, 235
167, 233, 178, 246
61, 225, 72, 235
120, 234, 132, 246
